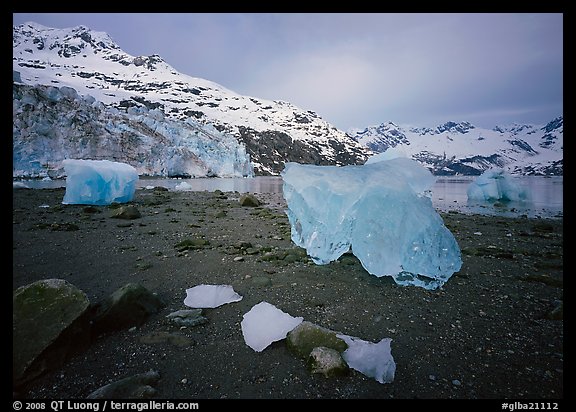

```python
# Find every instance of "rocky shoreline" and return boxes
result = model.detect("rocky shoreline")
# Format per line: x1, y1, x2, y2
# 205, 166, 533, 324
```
13, 187, 563, 399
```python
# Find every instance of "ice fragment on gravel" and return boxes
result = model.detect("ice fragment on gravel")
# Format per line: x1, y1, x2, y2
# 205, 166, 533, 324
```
184, 284, 242, 308
62, 159, 138, 205
241, 301, 303, 352
337, 334, 396, 384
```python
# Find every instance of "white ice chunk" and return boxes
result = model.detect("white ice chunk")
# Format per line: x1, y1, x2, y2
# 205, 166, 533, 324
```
13, 181, 30, 189
241, 301, 303, 352
62, 159, 138, 205
184, 284, 243, 308
467, 168, 531, 202
282, 159, 461, 290
174, 182, 192, 191
337, 334, 396, 384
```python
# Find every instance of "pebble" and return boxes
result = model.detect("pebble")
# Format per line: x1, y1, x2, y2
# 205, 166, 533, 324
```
233, 256, 244, 262
429, 375, 436, 381
181, 378, 188, 384
452, 379, 461, 386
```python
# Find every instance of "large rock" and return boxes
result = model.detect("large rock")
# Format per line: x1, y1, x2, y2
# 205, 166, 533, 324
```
93, 283, 164, 335
239, 194, 261, 207
110, 205, 141, 219
87, 370, 160, 399
13, 279, 91, 387
307, 346, 349, 377
286, 321, 348, 358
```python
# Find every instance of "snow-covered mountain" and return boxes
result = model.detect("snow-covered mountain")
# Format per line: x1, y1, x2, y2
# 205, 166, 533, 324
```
13, 22, 368, 178
349, 119, 563, 175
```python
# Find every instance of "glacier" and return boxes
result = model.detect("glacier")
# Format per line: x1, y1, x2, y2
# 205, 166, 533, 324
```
282, 157, 462, 289
62, 159, 138, 205
13, 83, 253, 179
467, 168, 531, 202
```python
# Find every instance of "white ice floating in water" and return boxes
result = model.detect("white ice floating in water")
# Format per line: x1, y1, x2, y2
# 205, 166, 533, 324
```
62, 159, 138, 205
174, 181, 192, 191
467, 168, 531, 202
241, 301, 303, 352
13, 181, 30, 189
337, 334, 396, 384
184, 284, 243, 308
281, 156, 462, 290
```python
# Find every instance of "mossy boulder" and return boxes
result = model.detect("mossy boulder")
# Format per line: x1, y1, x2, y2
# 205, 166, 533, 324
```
13, 279, 91, 387
111, 205, 141, 219
93, 283, 164, 335
286, 321, 348, 358
239, 194, 261, 207
307, 346, 349, 377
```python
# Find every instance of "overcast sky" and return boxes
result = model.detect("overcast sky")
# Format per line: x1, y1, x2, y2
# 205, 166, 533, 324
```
13, 13, 563, 131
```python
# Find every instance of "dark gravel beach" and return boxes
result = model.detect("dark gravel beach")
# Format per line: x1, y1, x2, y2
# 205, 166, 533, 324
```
13, 187, 563, 399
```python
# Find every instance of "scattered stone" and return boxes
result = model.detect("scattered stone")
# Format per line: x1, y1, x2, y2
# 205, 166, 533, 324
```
234, 256, 245, 262
546, 301, 563, 320
251, 276, 271, 287
140, 332, 193, 347
111, 205, 141, 220
214, 210, 227, 218
429, 374, 437, 381
166, 309, 208, 327
532, 222, 554, 233
522, 274, 563, 288
452, 379, 462, 386
307, 347, 349, 377
286, 321, 348, 359
13, 279, 91, 387
87, 370, 160, 399
174, 238, 210, 251
239, 194, 261, 207
82, 206, 99, 214
33, 222, 80, 231
93, 283, 165, 335
181, 378, 188, 384
153, 186, 169, 192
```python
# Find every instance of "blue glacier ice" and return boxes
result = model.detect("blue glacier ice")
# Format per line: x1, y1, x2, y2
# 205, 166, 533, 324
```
467, 168, 530, 202
281, 157, 462, 289
62, 159, 139, 205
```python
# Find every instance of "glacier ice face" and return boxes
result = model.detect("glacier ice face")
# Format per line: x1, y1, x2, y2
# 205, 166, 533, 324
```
241, 302, 303, 352
337, 334, 396, 384
282, 159, 462, 289
183, 284, 243, 308
62, 159, 138, 205
13, 83, 253, 179
467, 168, 531, 202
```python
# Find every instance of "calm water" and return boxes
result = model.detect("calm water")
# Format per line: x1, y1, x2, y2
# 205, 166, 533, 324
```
16, 175, 563, 219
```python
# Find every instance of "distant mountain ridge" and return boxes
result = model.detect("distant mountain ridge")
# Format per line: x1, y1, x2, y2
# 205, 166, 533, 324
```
12, 22, 368, 177
349, 118, 563, 175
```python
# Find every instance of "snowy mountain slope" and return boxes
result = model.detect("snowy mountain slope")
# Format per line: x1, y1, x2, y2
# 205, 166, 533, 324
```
349, 119, 563, 175
13, 22, 368, 176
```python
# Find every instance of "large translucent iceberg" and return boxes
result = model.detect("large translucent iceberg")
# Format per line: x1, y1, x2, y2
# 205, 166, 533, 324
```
281, 158, 462, 289
467, 168, 530, 202
62, 159, 138, 205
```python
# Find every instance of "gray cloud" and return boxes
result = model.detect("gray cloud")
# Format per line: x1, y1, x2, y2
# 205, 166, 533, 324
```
13, 13, 562, 130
